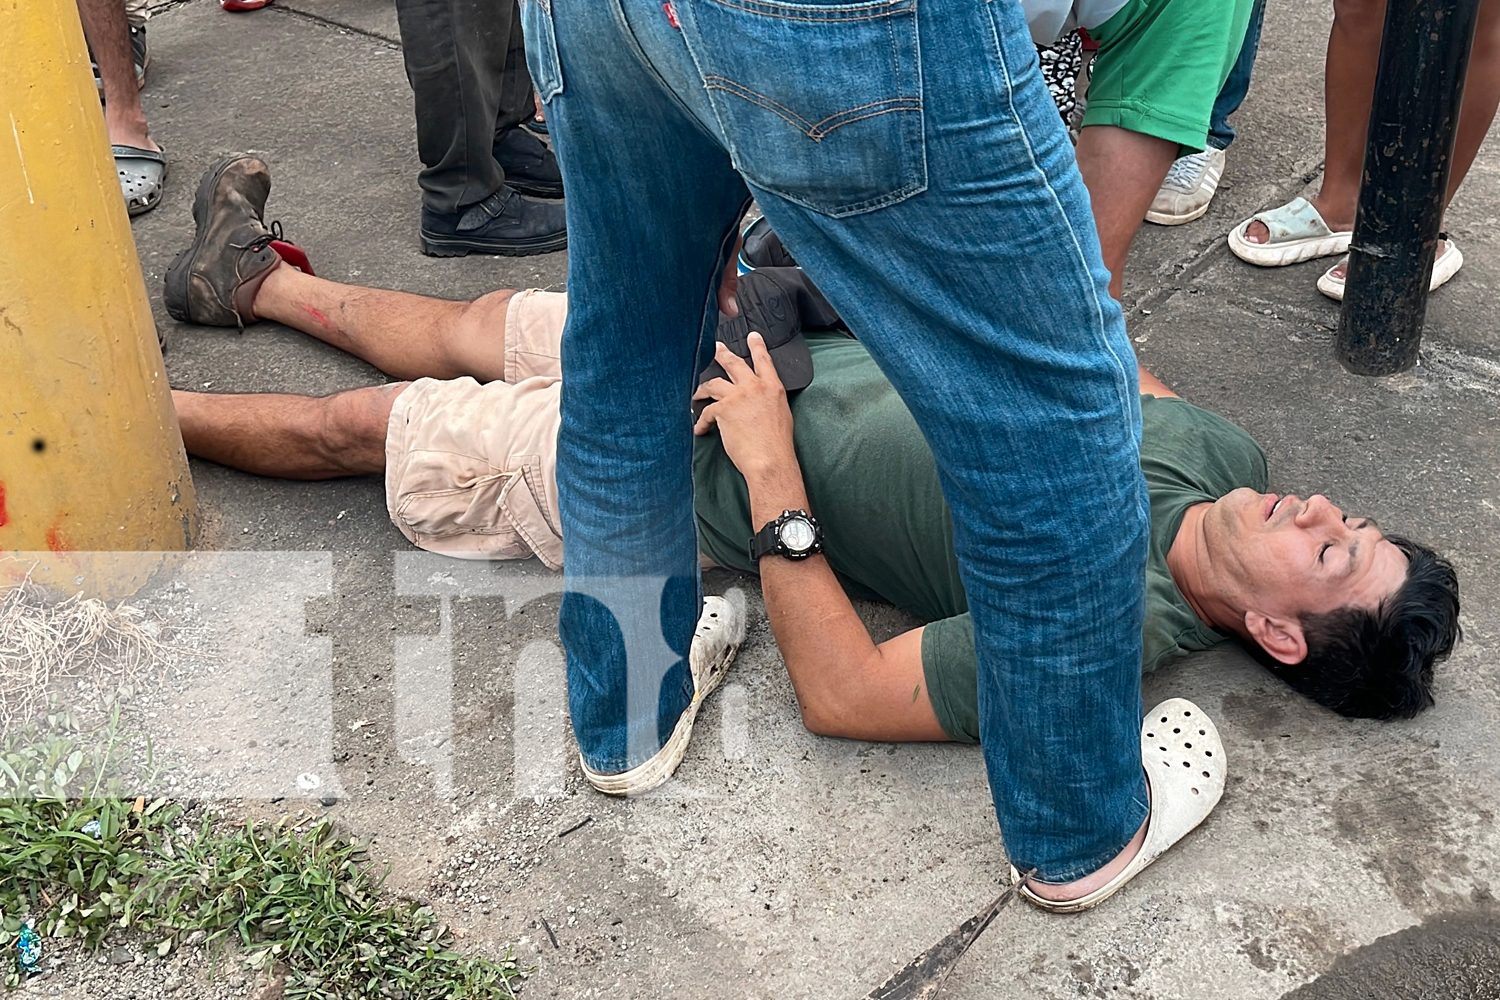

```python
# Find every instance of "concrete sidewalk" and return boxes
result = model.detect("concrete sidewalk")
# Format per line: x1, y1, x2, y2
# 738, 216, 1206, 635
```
121, 0, 1500, 996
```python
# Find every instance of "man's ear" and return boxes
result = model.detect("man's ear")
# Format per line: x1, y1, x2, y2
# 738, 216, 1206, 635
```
1244, 611, 1307, 665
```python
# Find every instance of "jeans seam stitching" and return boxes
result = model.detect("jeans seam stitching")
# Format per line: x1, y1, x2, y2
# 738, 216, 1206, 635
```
704, 0, 912, 23
988, 4, 1135, 435
702, 77, 920, 139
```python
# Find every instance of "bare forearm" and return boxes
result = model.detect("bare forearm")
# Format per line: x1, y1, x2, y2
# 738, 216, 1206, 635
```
745, 465, 880, 713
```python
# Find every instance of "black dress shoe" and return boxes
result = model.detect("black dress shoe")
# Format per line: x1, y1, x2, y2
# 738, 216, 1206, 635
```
420, 186, 567, 257
493, 126, 563, 198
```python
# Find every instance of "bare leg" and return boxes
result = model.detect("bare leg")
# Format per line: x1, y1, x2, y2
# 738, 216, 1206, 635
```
1076, 125, 1180, 300
1248, 0, 1500, 245
173, 384, 405, 479
251, 265, 517, 382
75, 0, 158, 152
1027, 819, 1149, 902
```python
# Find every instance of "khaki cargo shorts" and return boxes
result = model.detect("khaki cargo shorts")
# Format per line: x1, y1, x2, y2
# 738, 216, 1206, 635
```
384, 288, 568, 568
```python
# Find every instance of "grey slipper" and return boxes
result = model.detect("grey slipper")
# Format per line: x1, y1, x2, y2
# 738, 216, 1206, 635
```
114, 144, 167, 216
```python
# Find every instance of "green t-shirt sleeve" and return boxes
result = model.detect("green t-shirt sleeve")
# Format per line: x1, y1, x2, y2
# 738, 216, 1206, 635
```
920, 614, 981, 744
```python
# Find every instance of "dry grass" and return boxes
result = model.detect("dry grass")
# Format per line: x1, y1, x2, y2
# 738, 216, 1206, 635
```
0, 580, 172, 728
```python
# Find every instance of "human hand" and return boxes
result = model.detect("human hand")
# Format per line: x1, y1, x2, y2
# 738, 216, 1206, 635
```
692, 333, 797, 482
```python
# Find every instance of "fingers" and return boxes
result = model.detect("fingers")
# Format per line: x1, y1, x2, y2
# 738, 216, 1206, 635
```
746, 332, 783, 390
692, 402, 718, 436
715, 340, 755, 381
693, 377, 731, 402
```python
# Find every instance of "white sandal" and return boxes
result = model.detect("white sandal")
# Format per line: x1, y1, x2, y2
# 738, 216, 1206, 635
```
581, 590, 747, 796
1012, 698, 1226, 913
1316, 237, 1464, 302
1228, 196, 1351, 267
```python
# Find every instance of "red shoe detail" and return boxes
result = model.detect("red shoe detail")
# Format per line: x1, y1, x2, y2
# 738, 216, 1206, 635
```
270, 240, 315, 276
222, 0, 274, 10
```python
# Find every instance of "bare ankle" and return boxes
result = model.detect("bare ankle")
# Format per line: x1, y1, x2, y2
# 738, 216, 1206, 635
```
1024, 817, 1148, 902
1308, 191, 1356, 233
104, 110, 156, 151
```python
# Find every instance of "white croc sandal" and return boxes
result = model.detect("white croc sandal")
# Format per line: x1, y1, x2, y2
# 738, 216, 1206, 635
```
1011, 698, 1226, 913
581, 589, 747, 796
1316, 237, 1464, 302
1228, 196, 1351, 267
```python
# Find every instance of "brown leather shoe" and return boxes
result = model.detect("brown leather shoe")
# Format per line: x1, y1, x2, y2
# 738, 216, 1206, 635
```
163, 153, 281, 328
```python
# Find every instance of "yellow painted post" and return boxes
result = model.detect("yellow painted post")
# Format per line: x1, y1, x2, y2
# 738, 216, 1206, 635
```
0, 0, 196, 597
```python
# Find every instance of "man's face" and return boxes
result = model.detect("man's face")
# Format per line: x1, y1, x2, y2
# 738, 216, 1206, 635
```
1204, 488, 1410, 622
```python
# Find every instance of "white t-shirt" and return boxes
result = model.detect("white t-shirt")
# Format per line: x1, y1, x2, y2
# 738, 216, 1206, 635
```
1019, 0, 1130, 44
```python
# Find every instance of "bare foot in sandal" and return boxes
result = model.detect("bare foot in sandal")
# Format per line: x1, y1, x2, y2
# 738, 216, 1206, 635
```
1026, 819, 1148, 902
105, 105, 160, 155
1243, 193, 1355, 245
1014, 699, 1226, 913
1324, 237, 1453, 284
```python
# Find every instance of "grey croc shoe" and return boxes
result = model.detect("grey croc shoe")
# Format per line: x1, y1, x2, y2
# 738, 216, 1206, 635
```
115, 144, 166, 216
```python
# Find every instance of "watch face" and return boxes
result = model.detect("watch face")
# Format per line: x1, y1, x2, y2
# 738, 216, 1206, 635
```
780, 517, 817, 553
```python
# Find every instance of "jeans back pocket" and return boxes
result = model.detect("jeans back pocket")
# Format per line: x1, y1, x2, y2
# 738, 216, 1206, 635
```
521, 0, 564, 102
685, 0, 926, 217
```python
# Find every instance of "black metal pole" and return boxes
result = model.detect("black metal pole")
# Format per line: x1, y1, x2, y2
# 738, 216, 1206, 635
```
1336, 0, 1482, 376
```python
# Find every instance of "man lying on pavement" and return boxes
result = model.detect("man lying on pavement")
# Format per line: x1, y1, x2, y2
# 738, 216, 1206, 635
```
166, 156, 1462, 752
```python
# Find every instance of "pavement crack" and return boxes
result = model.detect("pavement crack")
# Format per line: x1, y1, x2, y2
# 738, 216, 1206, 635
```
268, 3, 402, 49
1127, 157, 1330, 325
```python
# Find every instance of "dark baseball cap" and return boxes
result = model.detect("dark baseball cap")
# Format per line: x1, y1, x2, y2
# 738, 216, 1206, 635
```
697, 267, 843, 399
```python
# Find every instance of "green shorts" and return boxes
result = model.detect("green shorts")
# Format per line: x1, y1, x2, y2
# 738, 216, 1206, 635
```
1082, 0, 1255, 152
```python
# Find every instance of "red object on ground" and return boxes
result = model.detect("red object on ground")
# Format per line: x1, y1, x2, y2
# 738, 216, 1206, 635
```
222, 0, 274, 11
270, 240, 315, 277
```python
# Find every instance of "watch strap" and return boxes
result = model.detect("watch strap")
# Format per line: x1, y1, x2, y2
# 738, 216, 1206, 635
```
749, 519, 783, 562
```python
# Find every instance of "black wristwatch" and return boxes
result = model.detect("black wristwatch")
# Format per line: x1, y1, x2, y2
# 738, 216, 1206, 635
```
750, 509, 824, 562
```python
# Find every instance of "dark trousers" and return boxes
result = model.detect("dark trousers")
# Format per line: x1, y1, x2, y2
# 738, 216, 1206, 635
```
394, 0, 534, 214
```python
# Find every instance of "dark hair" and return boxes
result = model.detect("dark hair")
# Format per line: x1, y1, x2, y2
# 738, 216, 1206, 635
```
1256, 536, 1461, 720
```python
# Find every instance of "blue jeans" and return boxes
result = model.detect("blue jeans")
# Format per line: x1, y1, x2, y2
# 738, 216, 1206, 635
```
1208, 0, 1266, 150
528, 0, 1150, 882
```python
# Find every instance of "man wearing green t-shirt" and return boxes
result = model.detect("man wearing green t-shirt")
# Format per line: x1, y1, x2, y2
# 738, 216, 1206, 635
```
169, 205, 1460, 908
693, 327, 1459, 741
169, 243, 1461, 738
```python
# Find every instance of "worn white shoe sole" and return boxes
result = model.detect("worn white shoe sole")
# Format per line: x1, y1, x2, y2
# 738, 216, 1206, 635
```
1012, 698, 1226, 913
1145, 155, 1224, 226
1228, 221, 1351, 267
581, 590, 747, 796
1146, 199, 1214, 226
1316, 241, 1464, 302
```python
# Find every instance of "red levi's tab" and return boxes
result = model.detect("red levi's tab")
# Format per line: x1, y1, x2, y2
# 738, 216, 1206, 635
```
663, 2, 680, 28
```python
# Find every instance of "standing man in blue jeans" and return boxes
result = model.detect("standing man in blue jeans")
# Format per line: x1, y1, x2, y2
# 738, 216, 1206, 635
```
527, 0, 1226, 910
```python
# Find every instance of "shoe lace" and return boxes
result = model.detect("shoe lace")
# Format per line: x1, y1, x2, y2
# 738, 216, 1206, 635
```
233, 219, 286, 254
1163, 150, 1212, 189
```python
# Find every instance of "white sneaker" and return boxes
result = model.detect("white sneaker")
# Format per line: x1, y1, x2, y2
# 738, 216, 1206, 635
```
580, 590, 747, 796
1146, 148, 1226, 226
